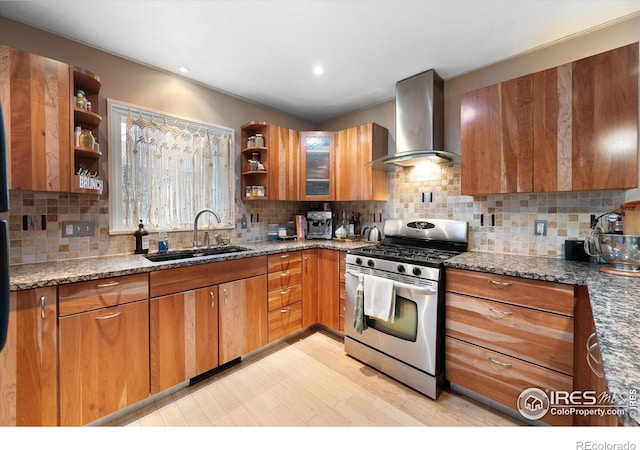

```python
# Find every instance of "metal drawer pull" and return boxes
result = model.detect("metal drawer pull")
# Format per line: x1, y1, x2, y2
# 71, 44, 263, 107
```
40, 295, 46, 319
280, 307, 291, 314
488, 307, 513, 316
96, 281, 120, 289
487, 279, 512, 288
488, 356, 512, 368
95, 311, 122, 321
223, 288, 228, 305
586, 331, 604, 378
210, 291, 215, 308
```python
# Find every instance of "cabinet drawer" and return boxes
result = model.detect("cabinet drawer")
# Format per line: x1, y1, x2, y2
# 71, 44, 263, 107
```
446, 292, 574, 375
58, 273, 149, 316
445, 337, 573, 426
268, 251, 302, 272
267, 301, 302, 342
446, 268, 574, 316
268, 283, 303, 310
267, 266, 302, 291
150, 256, 267, 298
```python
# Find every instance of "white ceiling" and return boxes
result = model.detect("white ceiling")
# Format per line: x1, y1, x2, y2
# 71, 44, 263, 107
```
1, 0, 639, 123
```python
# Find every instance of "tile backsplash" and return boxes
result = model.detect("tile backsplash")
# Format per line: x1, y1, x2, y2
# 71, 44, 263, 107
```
3, 162, 627, 264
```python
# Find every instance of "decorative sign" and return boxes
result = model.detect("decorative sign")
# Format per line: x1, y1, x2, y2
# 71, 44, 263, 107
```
77, 168, 104, 194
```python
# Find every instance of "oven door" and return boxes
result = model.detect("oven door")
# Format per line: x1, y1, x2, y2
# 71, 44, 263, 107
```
344, 270, 439, 376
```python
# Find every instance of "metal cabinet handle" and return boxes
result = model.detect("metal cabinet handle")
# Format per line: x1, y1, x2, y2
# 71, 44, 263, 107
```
586, 331, 604, 378
488, 306, 513, 316
280, 307, 291, 314
487, 279, 512, 288
40, 295, 45, 319
96, 281, 120, 288
488, 355, 512, 368
95, 311, 122, 321
280, 254, 290, 271
223, 288, 228, 305
210, 291, 215, 308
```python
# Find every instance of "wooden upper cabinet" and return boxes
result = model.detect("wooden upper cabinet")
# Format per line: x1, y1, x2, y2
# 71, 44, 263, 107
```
571, 42, 638, 191
268, 124, 299, 200
335, 123, 388, 201
461, 76, 533, 195
0, 45, 70, 192
299, 131, 335, 201
532, 65, 573, 192
463, 42, 639, 195
240, 122, 299, 200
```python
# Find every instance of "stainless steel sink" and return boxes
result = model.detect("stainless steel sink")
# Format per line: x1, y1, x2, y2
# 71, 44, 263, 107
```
144, 246, 249, 262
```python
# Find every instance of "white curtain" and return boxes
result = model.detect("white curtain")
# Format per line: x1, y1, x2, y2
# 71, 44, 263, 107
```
118, 106, 234, 231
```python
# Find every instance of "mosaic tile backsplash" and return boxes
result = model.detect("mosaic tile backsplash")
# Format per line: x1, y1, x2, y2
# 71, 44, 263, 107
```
2, 162, 628, 264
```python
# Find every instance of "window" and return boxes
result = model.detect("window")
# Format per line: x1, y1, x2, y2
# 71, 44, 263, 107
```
108, 99, 235, 234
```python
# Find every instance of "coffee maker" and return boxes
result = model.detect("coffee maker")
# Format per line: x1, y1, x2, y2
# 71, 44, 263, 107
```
306, 211, 333, 240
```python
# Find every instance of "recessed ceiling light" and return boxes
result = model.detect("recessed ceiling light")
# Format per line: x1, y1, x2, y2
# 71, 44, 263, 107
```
313, 65, 324, 76
177, 65, 191, 74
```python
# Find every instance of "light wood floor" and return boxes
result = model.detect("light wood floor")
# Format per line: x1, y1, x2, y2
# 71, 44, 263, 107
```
110, 329, 523, 427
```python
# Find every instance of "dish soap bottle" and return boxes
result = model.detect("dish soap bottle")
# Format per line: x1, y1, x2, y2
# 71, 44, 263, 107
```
134, 220, 149, 254
158, 230, 169, 254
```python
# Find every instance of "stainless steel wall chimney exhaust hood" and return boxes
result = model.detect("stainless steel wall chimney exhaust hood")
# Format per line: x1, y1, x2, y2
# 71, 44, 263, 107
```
373, 69, 459, 169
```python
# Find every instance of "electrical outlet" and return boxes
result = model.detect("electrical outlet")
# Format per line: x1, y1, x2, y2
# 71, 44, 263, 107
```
62, 221, 95, 237
241, 214, 248, 229
22, 214, 46, 231
534, 220, 547, 236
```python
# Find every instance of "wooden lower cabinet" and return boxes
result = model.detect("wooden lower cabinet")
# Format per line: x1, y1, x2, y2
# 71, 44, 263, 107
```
268, 301, 302, 342
573, 286, 620, 426
338, 251, 346, 331
302, 249, 318, 328
445, 268, 575, 426
267, 252, 303, 342
446, 291, 574, 375
317, 249, 340, 331
446, 336, 573, 426
0, 287, 57, 426
150, 286, 219, 394
219, 275, 267, 364
58, 299, 149, 426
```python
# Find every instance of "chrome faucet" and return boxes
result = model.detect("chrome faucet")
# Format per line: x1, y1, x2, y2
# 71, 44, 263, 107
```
193, 208, 221, 248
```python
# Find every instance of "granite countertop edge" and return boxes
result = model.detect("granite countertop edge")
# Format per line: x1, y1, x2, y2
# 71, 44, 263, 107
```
8, 240, 371, 290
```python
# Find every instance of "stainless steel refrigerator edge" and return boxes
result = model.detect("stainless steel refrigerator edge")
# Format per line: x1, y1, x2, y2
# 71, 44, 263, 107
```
0, 102, 10, 351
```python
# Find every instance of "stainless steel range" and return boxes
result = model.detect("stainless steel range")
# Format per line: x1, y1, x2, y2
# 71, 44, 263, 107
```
344, 218, 468, 400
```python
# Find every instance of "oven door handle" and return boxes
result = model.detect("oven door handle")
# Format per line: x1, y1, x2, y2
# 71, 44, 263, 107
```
346, 271, 437, 295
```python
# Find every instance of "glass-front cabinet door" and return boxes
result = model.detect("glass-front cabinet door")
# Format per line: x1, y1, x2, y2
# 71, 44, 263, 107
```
299, 131, 335, 201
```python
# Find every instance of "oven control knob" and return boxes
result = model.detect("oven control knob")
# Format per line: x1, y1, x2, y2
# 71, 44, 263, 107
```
412, 267, 422, 276
367, 259, 375, 268
397, 264, 406, 273
355, 257, 363, 265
